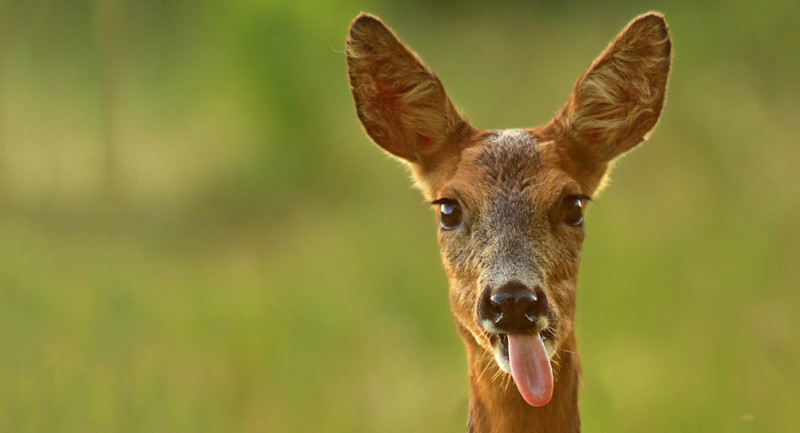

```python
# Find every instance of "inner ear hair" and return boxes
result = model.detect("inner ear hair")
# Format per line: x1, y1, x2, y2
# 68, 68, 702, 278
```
554, 12, 672, 163
346, 13, 470, 165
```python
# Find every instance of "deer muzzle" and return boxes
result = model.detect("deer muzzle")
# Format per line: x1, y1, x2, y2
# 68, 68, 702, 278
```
477, 280, 556, 407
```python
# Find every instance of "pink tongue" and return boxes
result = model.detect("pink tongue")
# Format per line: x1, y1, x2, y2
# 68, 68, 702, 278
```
508, 333, 554, 407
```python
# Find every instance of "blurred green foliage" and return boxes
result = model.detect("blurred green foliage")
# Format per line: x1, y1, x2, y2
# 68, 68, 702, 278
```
1, 0, 799, 432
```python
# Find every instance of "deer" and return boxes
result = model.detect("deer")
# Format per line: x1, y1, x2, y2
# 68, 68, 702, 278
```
346, 11, 671, 433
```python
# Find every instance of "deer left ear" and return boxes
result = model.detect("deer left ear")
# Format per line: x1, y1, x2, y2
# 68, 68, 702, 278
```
553, 12, 672, 164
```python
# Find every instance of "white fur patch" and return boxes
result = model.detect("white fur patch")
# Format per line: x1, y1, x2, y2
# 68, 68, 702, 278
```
492, 343, 512, 373
496, 128, 528, 141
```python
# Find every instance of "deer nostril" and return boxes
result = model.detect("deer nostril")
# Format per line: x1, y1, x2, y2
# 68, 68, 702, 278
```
488, 295, 503, 318
525, 305, 538, 322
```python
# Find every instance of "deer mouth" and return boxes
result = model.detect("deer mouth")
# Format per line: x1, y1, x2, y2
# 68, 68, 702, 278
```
488, 328, 556, 407
490, 327, 556, 371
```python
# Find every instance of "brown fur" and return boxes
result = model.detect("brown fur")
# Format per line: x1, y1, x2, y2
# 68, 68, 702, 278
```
347, 12, 671, 433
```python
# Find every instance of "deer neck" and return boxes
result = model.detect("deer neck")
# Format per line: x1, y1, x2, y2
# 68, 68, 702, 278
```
463, 329, 581, 433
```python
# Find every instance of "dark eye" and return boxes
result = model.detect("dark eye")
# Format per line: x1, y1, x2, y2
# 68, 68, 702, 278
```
439, 200, 463, 230
562, 196, 584, 226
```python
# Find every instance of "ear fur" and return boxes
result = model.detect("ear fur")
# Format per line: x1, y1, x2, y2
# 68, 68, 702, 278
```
346, 13, 471, 165
553, 12, 672, 163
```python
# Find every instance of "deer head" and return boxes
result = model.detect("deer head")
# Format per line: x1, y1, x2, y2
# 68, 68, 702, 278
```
346, 11, 671, 417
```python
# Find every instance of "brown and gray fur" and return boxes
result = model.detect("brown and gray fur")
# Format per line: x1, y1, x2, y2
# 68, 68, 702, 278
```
346, 12, 671, 433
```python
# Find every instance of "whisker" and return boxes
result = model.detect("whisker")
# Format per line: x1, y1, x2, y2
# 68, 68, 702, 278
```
476, 357, 494, 383
491, 367, 505, 384
503, 372, 513, 391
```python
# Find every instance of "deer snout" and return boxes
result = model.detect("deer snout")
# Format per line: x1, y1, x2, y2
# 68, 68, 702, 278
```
478, 281, 549, 334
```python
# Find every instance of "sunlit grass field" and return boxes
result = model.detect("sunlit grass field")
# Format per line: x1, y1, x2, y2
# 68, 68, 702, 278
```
1, 1, 799, 432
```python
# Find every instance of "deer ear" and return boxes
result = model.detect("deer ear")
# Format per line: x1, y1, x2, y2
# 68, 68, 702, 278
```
553, 12, 672, 163
346, 13, 472, 165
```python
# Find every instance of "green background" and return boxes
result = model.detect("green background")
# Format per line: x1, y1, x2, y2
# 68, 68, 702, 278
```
1, 0, 798, 431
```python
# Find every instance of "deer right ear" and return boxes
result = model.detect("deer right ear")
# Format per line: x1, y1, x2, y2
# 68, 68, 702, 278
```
552, 13, 672, 166
346, 13, 472, 166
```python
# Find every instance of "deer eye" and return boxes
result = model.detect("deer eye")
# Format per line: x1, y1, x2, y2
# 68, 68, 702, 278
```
562, 196, 585, 226
438, 200, 463, 230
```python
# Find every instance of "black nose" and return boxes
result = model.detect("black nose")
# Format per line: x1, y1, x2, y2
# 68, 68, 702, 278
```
478, 281, 548, 334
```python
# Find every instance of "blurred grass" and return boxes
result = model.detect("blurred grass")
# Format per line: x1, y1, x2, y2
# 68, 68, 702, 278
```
1, 0, 799, 432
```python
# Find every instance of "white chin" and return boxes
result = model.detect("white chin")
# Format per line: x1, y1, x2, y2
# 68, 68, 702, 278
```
492, 343, 512, 373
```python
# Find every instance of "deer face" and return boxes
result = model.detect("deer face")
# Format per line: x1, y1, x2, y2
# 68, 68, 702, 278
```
434, 129, 585, 375
347, 12, 671, 407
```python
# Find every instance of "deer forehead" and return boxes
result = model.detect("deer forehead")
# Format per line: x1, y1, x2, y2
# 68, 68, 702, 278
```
441, 129, 575, 213
437, 129, 580, 284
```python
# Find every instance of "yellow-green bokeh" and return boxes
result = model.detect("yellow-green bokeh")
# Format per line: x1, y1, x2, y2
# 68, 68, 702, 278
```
1, 1, 798, 432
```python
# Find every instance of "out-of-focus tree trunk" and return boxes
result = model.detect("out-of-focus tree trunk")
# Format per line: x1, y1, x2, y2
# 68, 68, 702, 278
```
0, 0, 7, 209
97, 0, 123, 215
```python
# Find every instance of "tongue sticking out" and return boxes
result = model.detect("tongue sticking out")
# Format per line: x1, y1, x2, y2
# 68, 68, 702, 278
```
508, 333, 554, 407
